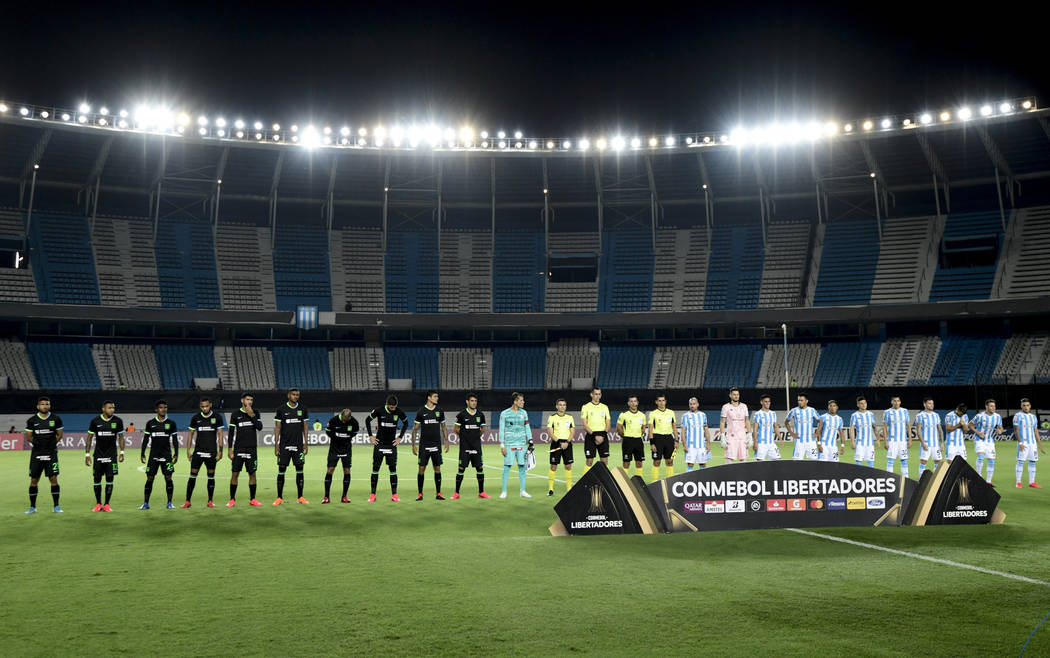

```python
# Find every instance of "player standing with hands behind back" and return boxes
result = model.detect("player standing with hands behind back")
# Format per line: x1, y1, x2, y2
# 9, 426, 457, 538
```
85, 401, 125, 512
412, 391, 450, 501
227, 393, 263, 507
25, 396, 63, 514
273, 388, 309, 505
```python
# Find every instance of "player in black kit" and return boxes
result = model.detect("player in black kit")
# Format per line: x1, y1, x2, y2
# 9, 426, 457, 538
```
181, 397, 225, 508
453, 393, 489, 499
139, 400, 179, 510
412, 390, 450, 500
366, 394, 409, 502
25, 396, 63, 514
85, 401, 125, 512
323, 408, 359, 503
226, 393, 263, 507
274, 388, 310, 505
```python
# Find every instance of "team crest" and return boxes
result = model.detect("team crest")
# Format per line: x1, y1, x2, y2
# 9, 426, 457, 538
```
49, 420, 55, 426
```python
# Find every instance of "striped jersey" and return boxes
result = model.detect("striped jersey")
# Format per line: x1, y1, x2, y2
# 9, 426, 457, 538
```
972, 412, 1002, 441
883, 407, 910, 443
1013, 412, 1038, 446
819, 413, 843, 444
914, 410, 941, 448
944, 411, 969, 448
850, 411, 876, 447
787, 406, 819, 442
680, 411, 708, 449
752, 409, 777, 444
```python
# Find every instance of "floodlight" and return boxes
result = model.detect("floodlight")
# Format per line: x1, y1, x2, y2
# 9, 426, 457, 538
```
880, 118, 892, 129
685, 136, 694, 144
514, 141, 523, 148
902, 118, 912, 126
528, 140, 538, 149
999, 102, 1012, 113
301, 125, 320, 148
40, 110, 49, 118
460, 127, 474, 141
254, 121, 263, 130
596, 138, 607, 150
359, 127, 368, 136
177, 112, 191, 127
233, 119, 244, 130
823, 121, 838, 136
19, 107, 29, 116
562, 140, 572, 149
480, 130, 489, 139
197, 115, 208, 126
256, 132, 263, 140
630, 137, 641, 148
98, 118, 107, 126
198, 127, 207, 135
61, 113, 70, 121
939, 111, 950, 122
119, 119, 129, 128
78, 115, 88, 124
703, 136, 712, 143
498, 140, 507, 149
79, 102, 90, 113
1022, 99, 1033, 109
958, 107, 972, 120
919, 113, 932, 124
578, 138, 590, 151
665, 136, 675, 146
272, 123, 281, 131
215, 117, 227, 128
340, 137, 349, 145
99, 107, 109, 116
648, 137, 658, 146
546, 140, 555, 148
235, 130, 244, 138
0, 103, 7, 112
980, 104, 993, 116
610, 136, 625, 150
217, 129, 226, 137
514, 130, 523, 139
340, 126, 350, 136
119, 109, 129, 118
843, 123, 853, 132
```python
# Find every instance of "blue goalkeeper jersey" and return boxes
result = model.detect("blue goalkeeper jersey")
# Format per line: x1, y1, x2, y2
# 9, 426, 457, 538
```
499, 407, 530, 448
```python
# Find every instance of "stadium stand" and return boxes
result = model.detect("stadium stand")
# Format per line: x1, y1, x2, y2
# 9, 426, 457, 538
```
0, 339, 39, 389
28, 213, 101, 305
492, 346, 546, 389
596, 345, 653, 389
704, 223, 764, 309
26, 341, 100, 389
154, 220, 221, 309
928, 211, 1004, 302
98, 344, 162, 390
992, 334, 1049, 385
545, 232, 599, 312
0, 210, 39, 304
545, 338, 600, 388
272, 345, 332, 390
92, 216, 162, 308
757, 343, 820, 388
492, 230, 545, 313
928, 336, 1006, 386
704, 344, 763, 388
869, 215, 938, 304
758, 221, 810, 308
439, 347, 493, 390
154, 343, 219, 389
812, 341, 881, 387
384, 346, 439, 390
651, 228, 708, 312
330, 228, 385, 313
869, 336, 942, 387
439, 230, 493, 312
214, 344, 238, 390
662, 345, 709, 389
385, 230, 439, 312
813, 218, 880, 306
215, 221, 277, 311
272, 223, 332, 311
1036, 342, 1050, 384
996, 205, 1050, 299
330, 346, 385, 391
598, 230, 653, 312
232, 345, 276, 391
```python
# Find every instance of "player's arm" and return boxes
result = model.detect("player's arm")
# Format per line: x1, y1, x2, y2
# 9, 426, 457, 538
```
274, 419, 282, 455
395, 412, 408, 446
719, 413, 727, 436
785, 413, 797, 439
499, 413, 508, 456
187, 426, 197, 460
440, 418, 449, 453
117, 429, 125, 462
581, 406, 592, 434
216, 425, 225, 461
227, 419, 236, 459
411, 419, 420, 455
301, 416, 308, 455
84, 427, 94, 466
814, 418, 824, 447
365, 412, 377, 444
350, 416, 360, 438
141, 430, 149, 463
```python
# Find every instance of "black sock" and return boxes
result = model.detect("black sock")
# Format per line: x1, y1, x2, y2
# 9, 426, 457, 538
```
186, 474, 197, 501
342, 474, 351, 497
104, 478, 114, 504
230, 483, 238, 500
371, 472, 379, 493
93, 480, 102, 503
435, 473, 442, 494
477, 471, 485, 493
165, 478, 174, 503
417, 473, 425, 494
296, 470, 304, 498
206, 476, 215, 502
29, 485, 38, 507
277, 471, 286, 498
144, 479, 153, 503
456, 471, 464, 493
51, 485, 60, 506
390, 472, 398, 494
249, 483, 257, 500
324, 474, 333, 497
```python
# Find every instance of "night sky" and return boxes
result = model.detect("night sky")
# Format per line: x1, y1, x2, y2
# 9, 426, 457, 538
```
2, 1, 1046, 136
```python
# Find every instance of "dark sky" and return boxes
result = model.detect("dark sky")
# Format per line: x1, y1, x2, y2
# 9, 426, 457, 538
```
2, 1, 1045, 136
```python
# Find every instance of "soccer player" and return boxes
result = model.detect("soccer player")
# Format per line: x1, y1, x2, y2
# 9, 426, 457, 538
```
453, 393, 489, 499
720, 387, 751, 462
227, 393, 263, 507
972, 398, 1003, 486
85, 400, 125, 512
366, 394, 409, 502
881, 396, 911, 477
914, 397, 944, 475
25, 396, 63, 514
752, 395, 780, 461
785, 393, 819, 460
323, 408, 359, 503
274, 388, 310, 505
815, 400, 844, 461
581, 387, 611, 474
850, 396, 877, 467
679, 397, 710, 470
412, 391, 450, 501
648, 394, 677, 478
1014, 398, 1043, 488
616, 395, 647, 477
181, 397, 225, 508
499, 392, 531, 498
547, 398, 575, 496
140, 400, 179, 510
944, 403, 970, 462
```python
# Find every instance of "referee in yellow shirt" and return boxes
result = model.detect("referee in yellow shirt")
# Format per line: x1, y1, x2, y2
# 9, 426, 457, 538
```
648, 394, 677, 480
581, 387, 611, 473
616, 395, 647, 477
546, 398, 575, 496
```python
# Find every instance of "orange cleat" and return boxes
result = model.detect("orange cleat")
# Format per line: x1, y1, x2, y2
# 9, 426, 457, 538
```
226, 499, 236, 508
391, 494, 401, 502
1017, 483, 1023, 488
435, 493, 445, 500
367, 494, 377, 502
249, 499, 262, 506
92, 504, 103, 512
272, 497, 283, 506
297, 497, 309, 505
102, 504, 112, 512
180, 501, 192, 509
206, 501, 216, 508
1030, 483, 1043, 489
415, 493, 424, 501
478, 492, 491, 499
451, 492, 460, 500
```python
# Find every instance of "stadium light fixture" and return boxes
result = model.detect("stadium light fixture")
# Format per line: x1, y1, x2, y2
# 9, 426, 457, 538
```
0, 103, 7, 112
119, 119, 129, 128
512, 141, 521, 148
869, 172, 876, 178
902, 118, 912, 127
176, 125, 184, 134
79, 102, 90, 113
292, 135, 300, 143
498, 140, 507, 149
291, 124, 299, 133
323, 136, 332, 145
99, 107, 109, 116
596, 137, 607, 150
480, 130, 489, 139
999, 102, 1012, 113
958, 107, 972, 120
703, 135, 712, 143
340, 137, 349, 145
235, 130, 244, 138
256, 132, 263, 140
61, 112, 70, 121
98, 118, 107, 126
578, 138, 590, 151
19, 107, 30, 116
685, 136, 694, 144
514, 130, 523, 139
497, 130, 506, 139
611, 136, 625, 151
119, 109, 128, 118
720, 135, 728, 143
919, 113, 933, 125
359, 137, 368, 146
980, 104, 993, 117
233, 119, 245, 130
40, 110, 49, 118
460, 127, 474, 142
880, 118, 892, 129
197, 115, 208, 126
301, 125, 320, 148
340, 126, 350, 137
823, 121, 838, 137
562, 140, 572, 149
359, 127, 368, 137
843, 123, 854, 133
939, 111, 951, 122
198, 127, 207, 135
78, 115, 88, 124
665, 136, 675, 146
528, 140, 538, 149
215, 117, 227, 128
254, 121, 263, 130
543, 188, 549, 194
272, 123, 281, 131
649, 137, 658, 147
630, 137, 641, 148
217, 129, 226, 137
481, 141, 489, 148
273, 134, 281, 141
702, 183, 708, 190
546, 140, 555, 149
176, 112, 190, 127
1022, 99, 1033, 110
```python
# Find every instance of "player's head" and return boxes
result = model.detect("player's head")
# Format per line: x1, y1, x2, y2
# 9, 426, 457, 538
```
340, 407, 351, 420
955, 402, 968, 415
688, 396, 699, 411
287, 388, 300, 403
590, 387, 602, 402
101, 400, 115, 416
827, 399, 838, 413
984, 398, 996, 412
512, 392, 524, 408
240, 392, 254, 407
199, 397, 212, 413
856, 395, 868, 411
555, 398, 566, 413
154, 399, 168, 416
797, 393, 808, 408
426, 390, 439, 406
465, 393, 478, 410
655, 394, 666, 410
923, 396, 934, 411
760, 394, 771, 409
385, 394, 399, 408
729, 387, 740, 402
1021, 398, 1031, 412
890, 395, 901, 409
627, 395, 638, 411
36, 396, 51, 413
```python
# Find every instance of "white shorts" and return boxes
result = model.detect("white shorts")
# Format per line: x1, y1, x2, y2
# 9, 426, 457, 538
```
886, 442, 909, 460
755, 442, 780, 461
1018, 443, 1039, 462
853, 444, 875, 463
819, 444, 839, 462
919, 445, 943, 461
946, 444, 967, 461
792, 441, 819, 460
685, 446, 711, 464
975, 440, 996, 459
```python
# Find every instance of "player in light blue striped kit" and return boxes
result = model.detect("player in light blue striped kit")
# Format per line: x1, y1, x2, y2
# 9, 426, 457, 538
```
499, 392, 532, 499
881, 396, 911, 477
913, 397, 944, 475
1013, 398, 1043, 488
972, 399, 1002, 486
751, 394, 780, 461
786, 393, 820, 460
816, 400, 844, 462
850, 395, 877, 467
679, 397, 710, 470
944, 403, 969, 461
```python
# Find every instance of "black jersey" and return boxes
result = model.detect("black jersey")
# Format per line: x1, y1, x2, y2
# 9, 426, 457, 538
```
142, 416, 179, 458
414, 406, 446, 445
326, 414, 360, 452
454, 409, 485, 446
367, 406, 408, 444
88, 415, 125, 459
228, 408, 263, 451
189, 412, 224, 454
25, 413, 63, 453
275, 403, 308, 448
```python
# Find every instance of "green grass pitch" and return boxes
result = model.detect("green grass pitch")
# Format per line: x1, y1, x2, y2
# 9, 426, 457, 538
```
2, 443, 1048, 657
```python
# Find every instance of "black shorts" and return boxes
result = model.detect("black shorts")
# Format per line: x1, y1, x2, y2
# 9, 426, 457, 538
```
277, 447, 306, 469
458, 443, 484, 470
190, 453, 217, 472
621, 437, 645, 464
231, 450, 258, 474
93, 458, 119, 478
584, 431, 610, 459
550, 441, 574, 466
418, 445, 443, 467
372, 444, 397, 471
327, 448, 352, 469
145, 458, 176, 478
29, 453, 59, 479
650, 434, 676, 461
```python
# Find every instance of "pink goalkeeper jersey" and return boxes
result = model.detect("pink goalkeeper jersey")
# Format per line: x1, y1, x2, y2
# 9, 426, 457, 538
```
722, 402, 749, 440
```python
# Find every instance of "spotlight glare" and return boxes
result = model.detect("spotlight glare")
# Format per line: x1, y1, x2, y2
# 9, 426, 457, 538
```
256, 132, 263, 140
290, 124, 299, 133
999, 102, 1012, 113
358, 127, 368, 136
177, 112, 191, 126
198, 127, 207, 135
702, 135, 711, 143
665, 136, 675, 146
254, 121, 263, 130
374, 126, 387, 139
40, 110, 49, 118
880, 118, 892, 129
301, 125, 320, 148
98, 118, 107, 126
497, 130, 506, 139
1022, 99, 1033, 110
272, 123, 281, 131
720, 135, 728, 143
118, 109, 128, 118
498, 140, 507, 149
480, 130, 489, 139
862, 120, 874, 131
118, 119, 129, 128
217, 129, 226, 137
919, 113, 933, 125
374, 137, 384, 147
0, 103, 7, 112
481, 141, 489, 148
958, 107, 972, 120
630, 137, 641, 148
292, 135, 299, 143
980, 104, 993, 116
648, 137, 658, 147
823, 121, 838, 136
197, 115, 208, 126
234, 119, 245, 129
61, 113, 70, 121
514, 130, 523, 139
610, 136, 625, 151
78, 103, 90, 113
596, 138, 607, 150
236, 130, 244, 138
215, 117, 226, 128
546, 140, 555, 149
902, 118, 912, 126
273, 134, 281, 141
562, 140, 572, 149
340, 137, 349, 145
77, 115, 87, 124
939, 111, 951, 122
323, 136, 332, 145
578, 138, 590, 151
528, 140, 538, 149
99, 107, 109, 116
459, 126, 474, 141
19, 107, 30, 116
685, 136, 694, 144
340, 126, 350, 136
843, 123, 853, 133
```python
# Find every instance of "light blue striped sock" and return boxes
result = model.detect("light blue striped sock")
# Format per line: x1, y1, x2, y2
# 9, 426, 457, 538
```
686, 465, 694, 472
866, 460, 874, 468
901, 459, 909, 478
976, 454, 985, 472
886, 457, 895, 473
1030, 461, 1037, 484
986, 459, 995, 482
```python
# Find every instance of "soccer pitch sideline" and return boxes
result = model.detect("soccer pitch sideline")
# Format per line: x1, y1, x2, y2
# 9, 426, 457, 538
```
2, 444, 1048, 657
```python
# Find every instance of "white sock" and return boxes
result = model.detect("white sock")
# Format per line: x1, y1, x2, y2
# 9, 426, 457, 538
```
1017, 460, 1024, 484
986, 459, 996, 482
1030, 462, 1037, 484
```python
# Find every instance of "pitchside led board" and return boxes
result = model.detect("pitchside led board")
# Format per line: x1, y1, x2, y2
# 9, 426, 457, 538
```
549, 457, 1004, 536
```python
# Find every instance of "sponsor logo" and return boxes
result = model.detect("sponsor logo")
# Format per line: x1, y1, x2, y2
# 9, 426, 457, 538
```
787, 498, 806, 511
866, 496, 886, 509
49, 420, 55, 427
943, 504, 989, 519
704, 500, 725, 513
726, 499, 745, 513
827, 498, 846, 510
847, 497, 866, 510
587, 486, 609, 516
749, 499, 763, 512
809, 499, 825, 510
683, 500, 705, 514
766, 499, 786, 512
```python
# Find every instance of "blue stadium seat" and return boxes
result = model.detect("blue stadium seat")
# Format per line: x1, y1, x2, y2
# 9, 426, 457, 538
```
598, 231, 653, 312
386, 231, 439, 312
492, 232, 545, 312
704, 344, 763, 388
273, 225, 332, 311
928, 336, 1005, 385
814, 219, 879, 306
492, 346, 546, 389
596, 345, 653, 388
155, 221, 220, 309
813, 342, 882, 387
28, 213, 101, 305
704, 224, 764, 309
272, 345, 332, 390
929, 211, 1003, 302
384, 346, 439, 389
154, 344, 219, 389
26, 341, 100, 389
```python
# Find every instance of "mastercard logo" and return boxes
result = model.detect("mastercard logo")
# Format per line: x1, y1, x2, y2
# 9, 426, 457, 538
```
809, 499, 825, 510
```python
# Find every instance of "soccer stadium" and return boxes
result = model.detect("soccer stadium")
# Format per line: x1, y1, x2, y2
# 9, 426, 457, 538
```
2, 93, 1049, 656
